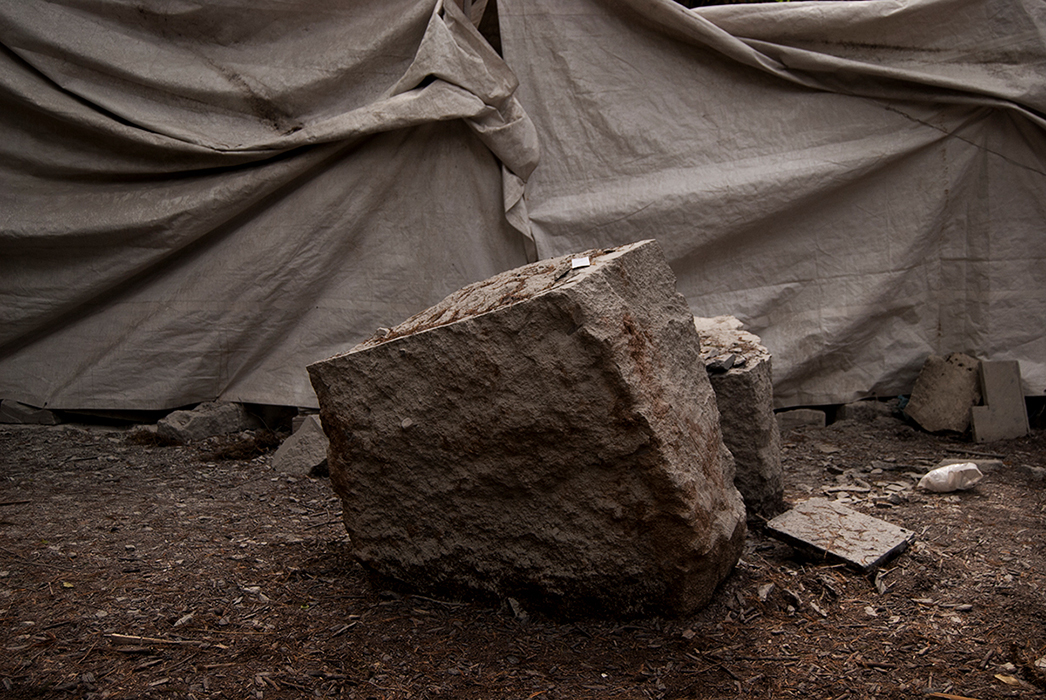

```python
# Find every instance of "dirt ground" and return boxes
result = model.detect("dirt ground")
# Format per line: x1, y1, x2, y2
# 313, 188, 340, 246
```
2, 409, 1045, 700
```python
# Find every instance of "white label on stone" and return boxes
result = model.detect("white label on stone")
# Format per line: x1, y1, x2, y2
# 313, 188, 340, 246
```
571, 256, 590, 269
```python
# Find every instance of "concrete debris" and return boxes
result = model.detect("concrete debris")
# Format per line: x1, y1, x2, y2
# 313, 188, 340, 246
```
936, 457, 1004, 474
0, 399, 59, 425
820, 462, 923, 508
776, 408, 826, 432
705, 353, 736, 373
694, 316, 784, 517
271, 415, 329, 476
904, 353, 981, 433
1019, 465, 1046, 481
766, 497, 915, 572
308, 240, 746, 617
156, 401, 262, 443
971, 360, 1030, 442
836, 400, 893, 422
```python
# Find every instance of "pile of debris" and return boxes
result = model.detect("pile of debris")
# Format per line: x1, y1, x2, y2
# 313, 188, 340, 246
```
905, 352, 1029, 442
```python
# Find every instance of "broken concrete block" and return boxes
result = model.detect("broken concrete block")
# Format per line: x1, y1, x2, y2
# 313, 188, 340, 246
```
776, 408, 826, 432
156, 402, 262, 443
693, 316, 783, 518
904, 353, 981, 433
272, 415, 329, 476
0, 399, 58, 425
766, 497, 914, 572
971, 361, 1029, 442
308, 240, 746, 617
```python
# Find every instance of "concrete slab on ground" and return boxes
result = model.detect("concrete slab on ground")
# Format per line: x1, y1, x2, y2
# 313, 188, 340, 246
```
766, 497, 915, 572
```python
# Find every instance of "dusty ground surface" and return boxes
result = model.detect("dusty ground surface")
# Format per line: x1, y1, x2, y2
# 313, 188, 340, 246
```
1, 410, 1045, 700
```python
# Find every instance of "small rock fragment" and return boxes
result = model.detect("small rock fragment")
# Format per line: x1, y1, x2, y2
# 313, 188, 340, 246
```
271, 415, 329, 477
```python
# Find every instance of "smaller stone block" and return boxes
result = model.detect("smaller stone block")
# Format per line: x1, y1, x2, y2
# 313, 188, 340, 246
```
776, 408, 826, 432
272, 415, 329, 476
0, 399, 58, 425
905, 353, 980, 433
766, 498, 914, 572
694, 316, 783, 517
971, 361, 1029, 443
836, 400, 893, 422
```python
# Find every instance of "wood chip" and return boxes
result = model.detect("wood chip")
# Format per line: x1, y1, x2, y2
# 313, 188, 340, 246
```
106, 633, 203, 646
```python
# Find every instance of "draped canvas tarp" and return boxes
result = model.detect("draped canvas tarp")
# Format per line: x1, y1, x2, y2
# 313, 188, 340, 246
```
500, 0, 1046, 406
1, 0, 1044, 411
0, 0, 538, 410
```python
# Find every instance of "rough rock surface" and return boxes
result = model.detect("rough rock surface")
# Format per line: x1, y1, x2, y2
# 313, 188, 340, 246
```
157, 402, 262, 443
693, 316, 783, 518
836, 399, 894, 422
904, 353, 981, 433
308, 240, 746, 617
272, 415, 329, 476
0, 399, 58, 425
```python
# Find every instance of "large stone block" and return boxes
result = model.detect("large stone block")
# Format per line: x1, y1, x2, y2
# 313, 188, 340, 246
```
905, 353, 981, 433
308, 240, 746, 617
693, 316, 783, 518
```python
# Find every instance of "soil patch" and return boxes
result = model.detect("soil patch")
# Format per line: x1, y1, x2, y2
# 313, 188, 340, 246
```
1, 415, 1044, 699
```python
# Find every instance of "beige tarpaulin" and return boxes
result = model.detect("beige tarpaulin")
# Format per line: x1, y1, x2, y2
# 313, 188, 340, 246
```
500, 0, 1046, 406
1, 0, 1044, 410
0, 0, 537, 410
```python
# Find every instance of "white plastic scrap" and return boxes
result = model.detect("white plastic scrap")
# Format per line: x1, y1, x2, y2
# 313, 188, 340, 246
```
917, 462, 984, 493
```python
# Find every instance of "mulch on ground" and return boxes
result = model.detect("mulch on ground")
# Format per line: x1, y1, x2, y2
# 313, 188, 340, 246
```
1, 413, 1044, 699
